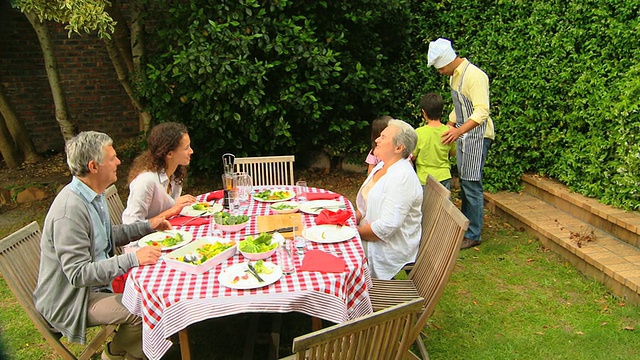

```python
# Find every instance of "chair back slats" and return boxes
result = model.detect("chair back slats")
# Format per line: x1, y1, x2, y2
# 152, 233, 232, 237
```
104, 184, 125, 226
290, 298, 423, 360
0, 221, 117, 360
408, 200, 469, 340
235, 155, 295, 186
414, 175, 451, 265
0, 222, 78, 359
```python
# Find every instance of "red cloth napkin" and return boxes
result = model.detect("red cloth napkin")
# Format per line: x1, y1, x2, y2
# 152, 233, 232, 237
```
299, 250, 346, 273
112, 273, 128, 293
168, 216, 209, 227
315, 209, 351, 226
305, 192, 340, 201
206, 190, 224, 201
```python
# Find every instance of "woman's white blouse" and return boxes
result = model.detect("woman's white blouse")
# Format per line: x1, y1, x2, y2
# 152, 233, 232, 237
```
122, 170, 182, 224
356, 159, 423, 279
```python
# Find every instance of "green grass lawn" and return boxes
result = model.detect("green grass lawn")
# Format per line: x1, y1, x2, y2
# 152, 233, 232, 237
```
421, 214, 639, 360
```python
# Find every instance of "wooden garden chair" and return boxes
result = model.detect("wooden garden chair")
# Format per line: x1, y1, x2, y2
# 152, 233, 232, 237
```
369, 199, 469, 359
403, 175, 451, 274
104, 184, 125, 226
0, 221, 116, 360
104, 184, 126, 254
235, 155, 295, 186
279, 298, 424, 360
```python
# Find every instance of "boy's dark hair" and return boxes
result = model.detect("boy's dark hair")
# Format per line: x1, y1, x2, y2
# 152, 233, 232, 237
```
420, 92, 444, 121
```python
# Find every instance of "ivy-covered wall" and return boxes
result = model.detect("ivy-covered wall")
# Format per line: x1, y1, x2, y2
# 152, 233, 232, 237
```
137, 0, 639, 209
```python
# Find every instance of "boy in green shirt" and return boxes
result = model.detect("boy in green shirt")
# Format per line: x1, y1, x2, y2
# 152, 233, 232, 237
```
413, 92, 456, 189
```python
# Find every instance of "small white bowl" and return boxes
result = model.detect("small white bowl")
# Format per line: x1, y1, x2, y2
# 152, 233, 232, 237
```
215, 221, 249, 233
238, 232, 284, 260
269, 201, 299, 214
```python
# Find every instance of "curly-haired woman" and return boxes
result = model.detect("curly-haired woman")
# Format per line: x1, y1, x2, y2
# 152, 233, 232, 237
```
122, 122, 196, 223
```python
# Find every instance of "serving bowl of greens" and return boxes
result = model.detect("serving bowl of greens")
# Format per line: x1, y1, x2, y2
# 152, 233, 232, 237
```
238, 232, 284, 260
213, 211, 250, 233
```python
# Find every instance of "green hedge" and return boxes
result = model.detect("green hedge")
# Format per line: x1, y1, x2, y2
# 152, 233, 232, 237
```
138, 0, 417, 172
137, 0, 640, 209
415, 0, 640, 209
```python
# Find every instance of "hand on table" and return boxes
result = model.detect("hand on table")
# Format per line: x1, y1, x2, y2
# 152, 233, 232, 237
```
136, 245, 162, 266
169, 194, 197, 216
149, 216, 172, 231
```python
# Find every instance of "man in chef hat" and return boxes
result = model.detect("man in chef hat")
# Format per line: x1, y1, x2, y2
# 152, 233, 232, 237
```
427, 38, 495, 250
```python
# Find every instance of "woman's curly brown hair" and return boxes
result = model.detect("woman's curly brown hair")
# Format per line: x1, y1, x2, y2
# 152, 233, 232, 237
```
128, 122, 189, 185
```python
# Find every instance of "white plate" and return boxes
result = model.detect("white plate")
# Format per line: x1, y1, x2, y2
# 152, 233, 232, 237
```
299, 200, 344, 215
137, 230, 193, 251
252, 189, 295, 203
218, 262, 283, 289
180, 202, 223, 217
302, 225, 357, 243
269, 201, 299, 214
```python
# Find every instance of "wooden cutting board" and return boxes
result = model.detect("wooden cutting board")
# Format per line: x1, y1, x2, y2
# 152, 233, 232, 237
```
256, 213, 303, 239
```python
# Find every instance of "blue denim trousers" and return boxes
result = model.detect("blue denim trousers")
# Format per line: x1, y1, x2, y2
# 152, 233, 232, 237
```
459, 138, 492, 241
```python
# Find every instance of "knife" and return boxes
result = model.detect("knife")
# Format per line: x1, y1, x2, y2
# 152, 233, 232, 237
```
246, 262, 265, 282
311, 205, 347, 211
244, 227, 294, 237
179, 211, 209, 226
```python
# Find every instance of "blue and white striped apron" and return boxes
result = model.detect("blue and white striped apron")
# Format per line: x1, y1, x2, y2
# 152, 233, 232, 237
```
451, 62, 488, 182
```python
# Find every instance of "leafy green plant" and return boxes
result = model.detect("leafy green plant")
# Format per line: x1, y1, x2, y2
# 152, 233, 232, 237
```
136, 0, 415, 172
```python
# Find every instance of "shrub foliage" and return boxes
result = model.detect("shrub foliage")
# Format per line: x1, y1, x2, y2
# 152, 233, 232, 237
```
137, 0, 640, 209
137, 0, 416, 172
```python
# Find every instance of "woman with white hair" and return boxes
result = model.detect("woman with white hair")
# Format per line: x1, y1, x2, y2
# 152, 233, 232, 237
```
356, 118, 423, 279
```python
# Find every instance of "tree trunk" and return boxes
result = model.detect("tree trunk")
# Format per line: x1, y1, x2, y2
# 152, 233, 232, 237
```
0, 115, 22, 169
0, 83, 40, 164
24, 11, 77, 141
104, 0, 152, 133
105, 0, 133, 73
130, 1, 152, 132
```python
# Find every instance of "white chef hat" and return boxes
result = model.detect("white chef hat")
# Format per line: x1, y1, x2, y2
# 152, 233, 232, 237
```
427, 38, 457, 68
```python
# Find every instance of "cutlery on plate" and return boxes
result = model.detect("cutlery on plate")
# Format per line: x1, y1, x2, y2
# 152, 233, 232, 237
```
311, 205, 347, 211
246, 262, 264, 282
244, 227, 294, 237
179, 211, 209, 226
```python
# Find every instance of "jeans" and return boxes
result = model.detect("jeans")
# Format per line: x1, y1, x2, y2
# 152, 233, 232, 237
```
440, 179, 451, 191
459, 138, 492, 241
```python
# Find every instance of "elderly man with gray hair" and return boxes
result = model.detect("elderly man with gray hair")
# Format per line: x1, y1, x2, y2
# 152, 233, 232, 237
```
33, 131, 171, 360
356, 119, 423, 279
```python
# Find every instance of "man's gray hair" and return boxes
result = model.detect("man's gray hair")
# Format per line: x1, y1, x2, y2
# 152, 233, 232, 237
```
388, 119, 417, 159
66, 131, 113, 177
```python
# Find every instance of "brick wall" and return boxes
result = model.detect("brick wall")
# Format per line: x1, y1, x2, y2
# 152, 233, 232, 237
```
0, 6, 139, 154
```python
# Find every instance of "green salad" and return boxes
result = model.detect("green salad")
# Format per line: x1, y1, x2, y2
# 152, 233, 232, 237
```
271, 203, 296, 210
253, 260, 274, 274
239, 233, 279, 253
214, 211, 249, 225
192, 202, 212, 211
254, 189, 291, 201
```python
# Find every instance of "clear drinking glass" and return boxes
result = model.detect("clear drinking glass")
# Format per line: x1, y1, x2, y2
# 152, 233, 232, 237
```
228, 189, 240, 215
278, 242, 295, 275
208, 216, 223, 238
296, 180, 308, 202
234, 172, 253, 210
293, 220, 307, 255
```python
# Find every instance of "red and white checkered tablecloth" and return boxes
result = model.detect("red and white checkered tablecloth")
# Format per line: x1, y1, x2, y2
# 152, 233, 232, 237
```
122, 187, 372, 360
